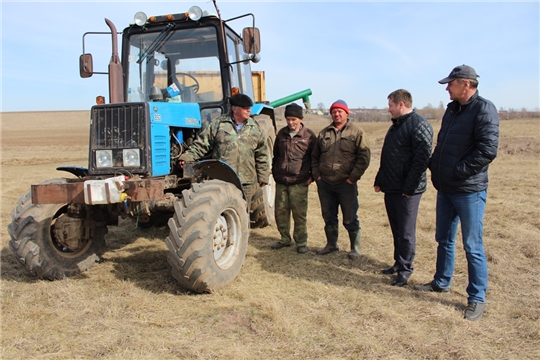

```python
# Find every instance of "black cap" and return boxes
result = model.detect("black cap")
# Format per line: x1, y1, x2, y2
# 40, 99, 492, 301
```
438, 65, 479, 84
284, 103, 304, 118
230, 93, 254, 108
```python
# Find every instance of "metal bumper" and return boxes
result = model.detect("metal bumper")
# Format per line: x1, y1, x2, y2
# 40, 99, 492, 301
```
31, 179, 165, 205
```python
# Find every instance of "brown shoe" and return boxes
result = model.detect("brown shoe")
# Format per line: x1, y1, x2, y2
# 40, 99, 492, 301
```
296, 246, 308, 254
271, 242, 291, 250
413, 281, 450, 293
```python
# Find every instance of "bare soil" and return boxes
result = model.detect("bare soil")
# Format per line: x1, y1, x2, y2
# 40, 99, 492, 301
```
1, 111, 539, 359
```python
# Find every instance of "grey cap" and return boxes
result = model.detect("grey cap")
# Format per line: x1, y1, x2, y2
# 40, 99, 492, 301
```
438, 65, 479, 84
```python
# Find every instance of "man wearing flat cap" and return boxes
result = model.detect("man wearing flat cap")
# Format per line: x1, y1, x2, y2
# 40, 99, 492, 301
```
270, 103, 316, 254
179, 93, 269, 208
311, 99, 371, 260
414, 65, 499, 322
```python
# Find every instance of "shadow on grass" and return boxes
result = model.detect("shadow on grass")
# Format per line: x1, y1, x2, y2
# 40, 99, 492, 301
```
0, 220, 189, 295
1, 221, 465, 310
0, 246, 50, 283
248, 228, 465, 311
104, 222, 192, 295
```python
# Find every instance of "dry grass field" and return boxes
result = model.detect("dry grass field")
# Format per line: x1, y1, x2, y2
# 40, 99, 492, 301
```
1, 111, 539, 359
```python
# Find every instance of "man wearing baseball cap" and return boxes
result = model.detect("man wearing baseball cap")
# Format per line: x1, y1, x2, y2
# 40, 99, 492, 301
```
311, 99, 371, 260
414, 65, 499, 321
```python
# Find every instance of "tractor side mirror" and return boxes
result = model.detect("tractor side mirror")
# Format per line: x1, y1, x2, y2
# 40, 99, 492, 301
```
242, 27, 260, 55
79, 54, 93, 78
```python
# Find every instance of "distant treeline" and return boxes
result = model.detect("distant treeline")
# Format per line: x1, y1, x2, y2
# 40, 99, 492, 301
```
348, 104, 540, 122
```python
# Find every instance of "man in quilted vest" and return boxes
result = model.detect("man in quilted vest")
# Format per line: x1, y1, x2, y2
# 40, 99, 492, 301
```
374, 89, 433, 287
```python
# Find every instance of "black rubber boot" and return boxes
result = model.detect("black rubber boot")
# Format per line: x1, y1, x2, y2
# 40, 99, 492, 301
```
316, 225, 339, 255
347, 229, 361, 260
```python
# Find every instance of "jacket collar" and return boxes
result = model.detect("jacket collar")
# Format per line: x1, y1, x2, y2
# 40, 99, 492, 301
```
391, 110, 414, 125
449, 91, 479, 110
330, 119, 350, 131
287, 123, 305, 136
225, 114, 257, 127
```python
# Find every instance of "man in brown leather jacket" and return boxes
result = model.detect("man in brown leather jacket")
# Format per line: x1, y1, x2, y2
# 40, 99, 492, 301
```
270, 103, 316, 254
312, 100, 371, 259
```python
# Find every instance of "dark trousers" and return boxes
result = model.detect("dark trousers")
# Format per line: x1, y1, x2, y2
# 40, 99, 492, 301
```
316, 179, 360, 232
384, 192, 422, 277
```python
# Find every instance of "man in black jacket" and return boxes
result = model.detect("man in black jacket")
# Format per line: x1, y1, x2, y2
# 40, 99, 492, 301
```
374, 89, 433, 287
414, 65, 499, 321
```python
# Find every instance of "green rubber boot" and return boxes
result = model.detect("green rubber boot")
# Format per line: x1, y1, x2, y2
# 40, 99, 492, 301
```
347, 229, 361, 260
316, 225, 339, 255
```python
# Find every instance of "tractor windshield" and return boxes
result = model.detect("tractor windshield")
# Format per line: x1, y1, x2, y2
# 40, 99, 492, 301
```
126, 26, 222, 103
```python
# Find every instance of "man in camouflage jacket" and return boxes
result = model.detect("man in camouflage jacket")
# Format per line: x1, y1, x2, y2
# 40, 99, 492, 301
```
179, 93, 269, 207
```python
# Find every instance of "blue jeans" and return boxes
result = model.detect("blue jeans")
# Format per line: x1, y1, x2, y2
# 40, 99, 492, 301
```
316, 179, 360, 232
433, 190, 488, 303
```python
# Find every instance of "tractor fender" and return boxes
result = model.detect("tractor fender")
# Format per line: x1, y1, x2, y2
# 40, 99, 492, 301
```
188, 159, 244, 199
56, 166, 89, 179
251, 103, 276, 133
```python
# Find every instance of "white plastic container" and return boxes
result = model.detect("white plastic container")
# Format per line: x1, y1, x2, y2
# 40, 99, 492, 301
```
84, 175, 126, 205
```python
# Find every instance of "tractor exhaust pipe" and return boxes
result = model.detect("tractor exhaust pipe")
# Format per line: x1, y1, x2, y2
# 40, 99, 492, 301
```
105, 18, 123, 104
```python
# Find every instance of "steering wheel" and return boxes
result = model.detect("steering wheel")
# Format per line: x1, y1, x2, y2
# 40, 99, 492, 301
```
176, 72, 200, 93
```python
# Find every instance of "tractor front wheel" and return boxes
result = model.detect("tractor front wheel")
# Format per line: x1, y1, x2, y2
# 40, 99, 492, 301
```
8, 179, 107, 279
165, 180, 249, 293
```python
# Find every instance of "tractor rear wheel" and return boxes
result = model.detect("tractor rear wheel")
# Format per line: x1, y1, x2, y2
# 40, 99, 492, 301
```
8, 179, 107, 279
165, 180, 249, 293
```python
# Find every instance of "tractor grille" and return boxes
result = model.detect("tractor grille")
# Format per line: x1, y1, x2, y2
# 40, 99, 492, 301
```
89, 103, 149, 175
91, 103, 147, 149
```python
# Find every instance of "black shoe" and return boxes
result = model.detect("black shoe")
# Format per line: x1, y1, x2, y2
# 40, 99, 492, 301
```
413, 281, 450, 293
316, 245, 339, 255
464, 302, 486, 321
381, 265, 399, 275
271, 242, 291, 250
296, 246, 308, 254
392, 274, 408, 287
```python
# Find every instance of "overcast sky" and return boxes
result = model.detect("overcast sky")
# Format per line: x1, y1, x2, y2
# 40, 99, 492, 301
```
2, 1, 539, 112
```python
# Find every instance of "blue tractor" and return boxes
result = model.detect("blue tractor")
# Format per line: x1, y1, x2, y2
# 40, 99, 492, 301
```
7, 4, 312, 293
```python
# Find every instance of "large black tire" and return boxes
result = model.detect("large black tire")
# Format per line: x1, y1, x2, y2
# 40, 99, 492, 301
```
251, 114, 276, 228
165, 180, 249, 293
8, 179, 107, 280
7, 179, 107, 280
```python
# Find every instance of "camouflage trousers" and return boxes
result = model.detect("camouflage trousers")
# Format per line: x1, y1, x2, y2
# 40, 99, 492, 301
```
242, 183, 256, 212
274, 182, 309, 247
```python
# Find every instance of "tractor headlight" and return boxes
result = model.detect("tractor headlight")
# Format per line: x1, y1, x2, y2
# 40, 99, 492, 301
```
96, 150, 113, 168
188, 6, 202, 21
123, 149, 140, 167
134, 11, 147, 26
